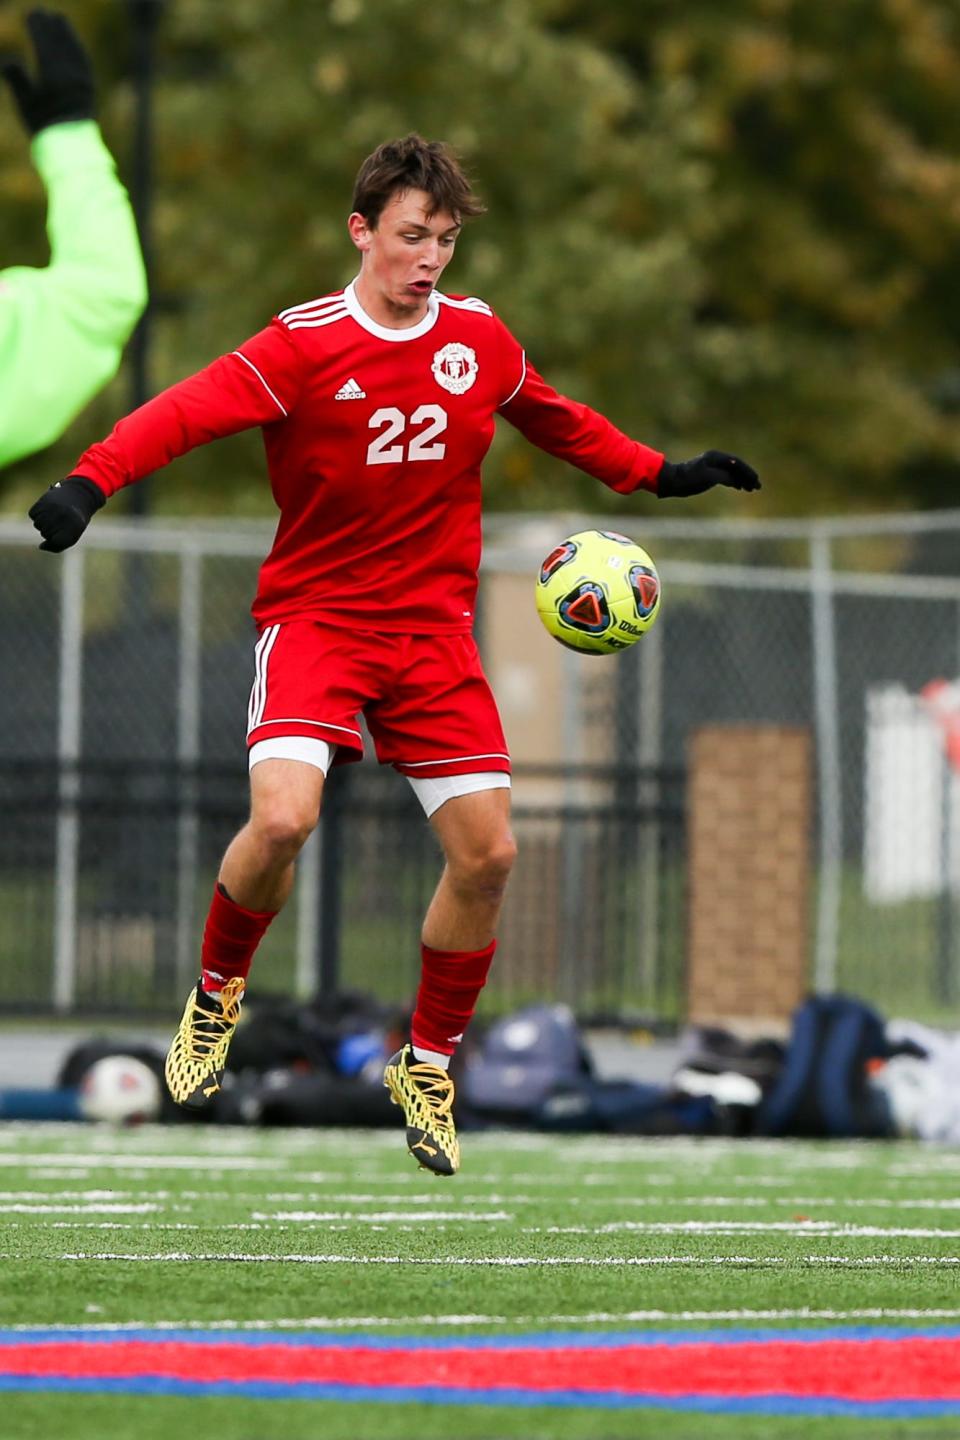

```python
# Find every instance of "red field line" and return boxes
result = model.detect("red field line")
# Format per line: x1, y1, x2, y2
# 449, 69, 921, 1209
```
3, 1336, 960, 1401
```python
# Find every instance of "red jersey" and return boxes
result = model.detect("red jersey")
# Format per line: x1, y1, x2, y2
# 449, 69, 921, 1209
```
74, 282, 665, 633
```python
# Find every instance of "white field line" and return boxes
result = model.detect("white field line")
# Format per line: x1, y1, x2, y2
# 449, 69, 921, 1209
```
9, 1306, 960, 1332
7, 1221, 503, 1232
170, 1194, 960, 1212
891, 1158, 960, 1174
535, 1221, 960, 1238
0, 1204, 161, 1215
8, 1188, 960, 1212
72, 1165, 939, 1190
0, 1126, 394, 1153
1, 1130, 938, 1173
0, 1191, 173, 1202
250, 1210, 512, 1223
0, 1129, 804, 1152
16, 1218, 960, 1239
0, 1155, 282, 1171
2, 1207, 512, 1224
23, 1251, 960, 1267
0, 1132, 899, 1163
5, 1186, 960, 1210
7, 1185, 960, 1218
446, 1137, 876, 1160
558, 1196, 960, 1210
0, 1167, 808, 1189
5, 1223, 266, 1231
627, 1196, 960, 1209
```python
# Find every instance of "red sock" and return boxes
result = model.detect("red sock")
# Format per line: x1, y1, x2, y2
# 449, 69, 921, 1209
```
199, 883, 276, 994
411, 940, 497, 1056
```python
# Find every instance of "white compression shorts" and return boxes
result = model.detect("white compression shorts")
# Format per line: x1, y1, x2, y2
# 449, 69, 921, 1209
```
248, 736, 511, 819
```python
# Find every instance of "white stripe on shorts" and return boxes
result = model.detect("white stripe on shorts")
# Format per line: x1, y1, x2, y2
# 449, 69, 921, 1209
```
250, 717, 362, 740
400, 752, 511, 769
247, 624, 281, 734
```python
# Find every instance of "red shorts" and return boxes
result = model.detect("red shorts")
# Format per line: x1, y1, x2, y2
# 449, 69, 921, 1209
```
246, 621, 511, 778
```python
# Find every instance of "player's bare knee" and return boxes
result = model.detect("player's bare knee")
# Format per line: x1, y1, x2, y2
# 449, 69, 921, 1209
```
490, 833, 518, 884
454, 836, 516, 897
251, 806, 317, 861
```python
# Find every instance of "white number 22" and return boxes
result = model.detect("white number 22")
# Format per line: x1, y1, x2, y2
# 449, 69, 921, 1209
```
366, 405, 447, 465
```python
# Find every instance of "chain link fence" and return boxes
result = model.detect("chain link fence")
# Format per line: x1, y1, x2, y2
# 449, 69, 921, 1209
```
2, 510, 960, 1025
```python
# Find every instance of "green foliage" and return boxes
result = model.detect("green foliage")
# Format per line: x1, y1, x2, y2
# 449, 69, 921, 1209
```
540, 0, 960, 510
2, 0, 959, 516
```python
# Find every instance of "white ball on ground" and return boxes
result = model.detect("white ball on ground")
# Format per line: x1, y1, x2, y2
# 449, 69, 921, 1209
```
79, 1055, 162, 1124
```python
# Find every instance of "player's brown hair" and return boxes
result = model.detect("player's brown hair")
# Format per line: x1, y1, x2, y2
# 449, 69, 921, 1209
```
351, 134, 485, 228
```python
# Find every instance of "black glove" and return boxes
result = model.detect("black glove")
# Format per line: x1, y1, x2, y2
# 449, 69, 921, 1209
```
29, 476, 105, 552
1, 9, 95, 137
657, 450, 761, 499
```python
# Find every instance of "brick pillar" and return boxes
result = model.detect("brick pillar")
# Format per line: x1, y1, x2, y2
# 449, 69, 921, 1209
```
686, 725, 812, 1031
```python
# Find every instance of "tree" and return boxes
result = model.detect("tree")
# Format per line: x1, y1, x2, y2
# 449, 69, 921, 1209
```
9, 1, 955, 518
1, 0, 715, 517
539, 0, 960, 511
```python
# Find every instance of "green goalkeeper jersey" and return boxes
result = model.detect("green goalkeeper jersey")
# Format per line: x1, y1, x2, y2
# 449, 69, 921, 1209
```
0, 119, 147, 468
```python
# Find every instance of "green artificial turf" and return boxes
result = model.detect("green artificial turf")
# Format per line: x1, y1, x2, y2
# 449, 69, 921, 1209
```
6, 1395, 960, 1440
1, 1123, 958, 1438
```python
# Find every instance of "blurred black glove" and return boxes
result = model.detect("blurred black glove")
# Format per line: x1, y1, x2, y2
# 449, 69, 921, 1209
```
1, 9, 95, 137
657, 450, 760, 499
29, 476, 105, 552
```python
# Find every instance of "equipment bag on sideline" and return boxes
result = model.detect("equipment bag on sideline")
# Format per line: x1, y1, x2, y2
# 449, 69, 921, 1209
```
460, 1002, 593, 1121
755, 993, 893, 1139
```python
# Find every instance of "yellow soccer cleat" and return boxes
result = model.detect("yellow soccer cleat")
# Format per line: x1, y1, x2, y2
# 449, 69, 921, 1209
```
384, 1044, 460, 1176
164, 976, 245, 1109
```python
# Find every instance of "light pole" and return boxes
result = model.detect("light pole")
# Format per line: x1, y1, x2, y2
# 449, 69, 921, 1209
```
126, 0, 165, 516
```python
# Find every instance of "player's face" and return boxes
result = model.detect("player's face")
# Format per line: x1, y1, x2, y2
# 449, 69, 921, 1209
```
348, 188, 460, 327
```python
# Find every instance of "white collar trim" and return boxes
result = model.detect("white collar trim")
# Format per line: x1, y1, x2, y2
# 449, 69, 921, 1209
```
344, 278, 440, 342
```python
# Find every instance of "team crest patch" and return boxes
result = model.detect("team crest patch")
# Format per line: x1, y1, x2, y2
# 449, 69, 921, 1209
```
432, 342, 478, 395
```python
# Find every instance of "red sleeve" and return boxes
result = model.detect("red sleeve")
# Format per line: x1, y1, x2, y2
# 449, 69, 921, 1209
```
71, 320, 303, 498
493, 318, 664, 495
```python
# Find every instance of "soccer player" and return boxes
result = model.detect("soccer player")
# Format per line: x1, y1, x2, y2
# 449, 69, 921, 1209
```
1, 9, 146, 468
28, 134, 759, 1175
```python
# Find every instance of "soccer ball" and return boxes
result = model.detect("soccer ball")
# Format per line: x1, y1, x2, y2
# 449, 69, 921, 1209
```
534, 529, 661, 655
79, 1055, 162, 1124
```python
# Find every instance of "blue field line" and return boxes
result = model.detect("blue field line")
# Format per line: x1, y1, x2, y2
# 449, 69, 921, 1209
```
2, 1324, 960, 1349
0, 1375, 959, 1416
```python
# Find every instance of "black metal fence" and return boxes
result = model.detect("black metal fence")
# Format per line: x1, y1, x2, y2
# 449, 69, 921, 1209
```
0, 757, 687, 1025
11, 510, 960, 1027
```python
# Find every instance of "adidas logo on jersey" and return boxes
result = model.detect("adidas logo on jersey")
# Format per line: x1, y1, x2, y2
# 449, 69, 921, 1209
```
335, 377, 366, 400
